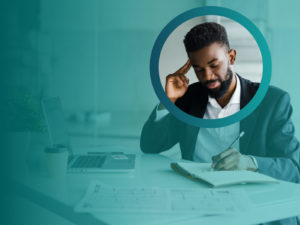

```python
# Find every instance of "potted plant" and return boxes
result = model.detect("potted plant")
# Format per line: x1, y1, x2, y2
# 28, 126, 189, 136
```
3, 87, 46, 175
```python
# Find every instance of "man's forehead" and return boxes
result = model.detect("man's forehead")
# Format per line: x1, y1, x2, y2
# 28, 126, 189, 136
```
188, 43, 228, 66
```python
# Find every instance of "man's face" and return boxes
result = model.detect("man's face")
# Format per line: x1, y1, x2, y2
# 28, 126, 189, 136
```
188, 42, 236, 99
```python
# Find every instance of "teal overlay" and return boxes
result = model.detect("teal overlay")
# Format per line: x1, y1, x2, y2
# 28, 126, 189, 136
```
2, 1, 300, 225
150, 6, 271, 127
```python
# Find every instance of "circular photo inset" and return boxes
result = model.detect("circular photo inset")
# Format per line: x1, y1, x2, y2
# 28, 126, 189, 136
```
150, 7, 271, 127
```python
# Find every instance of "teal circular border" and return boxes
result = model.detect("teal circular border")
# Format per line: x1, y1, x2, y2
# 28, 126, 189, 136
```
150, 6, 271, 128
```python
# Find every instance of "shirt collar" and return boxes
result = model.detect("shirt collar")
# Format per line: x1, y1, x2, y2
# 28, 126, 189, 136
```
207, 74, 241, 108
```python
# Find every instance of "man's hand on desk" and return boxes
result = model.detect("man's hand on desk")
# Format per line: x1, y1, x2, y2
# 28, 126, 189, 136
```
211, 147, 258, 171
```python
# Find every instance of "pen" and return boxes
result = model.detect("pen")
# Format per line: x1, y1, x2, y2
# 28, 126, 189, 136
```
227, 131, 245, 149
211, 131, 246, 170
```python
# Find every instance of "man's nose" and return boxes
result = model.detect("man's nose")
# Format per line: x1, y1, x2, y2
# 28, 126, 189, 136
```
204, 68, 214, 81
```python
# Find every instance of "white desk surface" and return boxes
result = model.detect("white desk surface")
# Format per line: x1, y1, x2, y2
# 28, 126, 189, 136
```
14, 152, 300, 225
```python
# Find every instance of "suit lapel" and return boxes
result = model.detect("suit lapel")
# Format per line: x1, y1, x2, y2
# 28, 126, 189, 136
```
190, 102, 207, 118
185, 93, 207, 159
189, 94, 208, 118
239, 74, 253, 110
240, 118, 257, 155
184, 124, 200, 160
239, 75, 258, 154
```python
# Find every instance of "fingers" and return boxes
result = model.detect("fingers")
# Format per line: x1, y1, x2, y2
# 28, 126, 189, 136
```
214, 152, 239, 170
212, 148, 239, 170
174, 76, 184, 88
167, 74, 189, 88
177, 59, 191, 75
212, 148, 236, 166
180, 75, 189, 88
165, 60, 191, 102
166, 59, 191, 88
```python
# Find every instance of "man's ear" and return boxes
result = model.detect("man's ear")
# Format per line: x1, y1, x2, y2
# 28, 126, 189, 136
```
228, 49, 236, 65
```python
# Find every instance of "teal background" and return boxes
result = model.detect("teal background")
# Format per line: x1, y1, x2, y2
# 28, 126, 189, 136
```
2, 0, 300, 132
1, 0, 300, 224
2, 0, 299, 133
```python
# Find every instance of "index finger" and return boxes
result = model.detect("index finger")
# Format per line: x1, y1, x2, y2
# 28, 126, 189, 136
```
177, 59, 191, 74
212, 148, 236, 164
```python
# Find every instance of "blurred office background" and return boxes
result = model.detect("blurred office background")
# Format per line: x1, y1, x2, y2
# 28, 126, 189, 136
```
1, 0, 300, 157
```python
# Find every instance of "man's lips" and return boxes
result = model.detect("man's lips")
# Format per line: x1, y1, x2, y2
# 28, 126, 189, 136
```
206, 81, 220, 89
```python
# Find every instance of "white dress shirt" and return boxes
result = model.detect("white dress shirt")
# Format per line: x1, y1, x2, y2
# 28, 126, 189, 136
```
193, 74, 241, 162
203, 74, 241, 119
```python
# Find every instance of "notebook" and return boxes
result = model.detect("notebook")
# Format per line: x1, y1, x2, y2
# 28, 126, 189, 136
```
171, 162, 279, 187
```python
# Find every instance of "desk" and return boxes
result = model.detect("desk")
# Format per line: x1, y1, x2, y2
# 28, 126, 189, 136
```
10, 153, 300, 225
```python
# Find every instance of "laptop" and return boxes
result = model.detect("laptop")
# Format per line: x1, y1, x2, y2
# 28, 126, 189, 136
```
41, 97, 135, 173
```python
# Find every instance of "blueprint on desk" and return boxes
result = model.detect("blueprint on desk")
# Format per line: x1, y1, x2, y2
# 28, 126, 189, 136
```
75, 180, 252, 214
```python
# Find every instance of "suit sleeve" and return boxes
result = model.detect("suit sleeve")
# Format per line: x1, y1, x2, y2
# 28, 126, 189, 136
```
254, 93, 300, 183
140, 106, 183, 154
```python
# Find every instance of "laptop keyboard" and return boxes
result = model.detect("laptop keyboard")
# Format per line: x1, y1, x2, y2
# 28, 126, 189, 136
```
71, 155, 106, 168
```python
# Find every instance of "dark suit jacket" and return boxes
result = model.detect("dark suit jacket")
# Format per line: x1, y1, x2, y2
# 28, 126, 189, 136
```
140, 84, 300, 225
141, 84, 300, 182
174, 74, 259, 118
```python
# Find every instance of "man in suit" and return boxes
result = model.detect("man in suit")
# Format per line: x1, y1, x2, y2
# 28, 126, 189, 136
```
164, 22, 258, 118
141, 22, 300, 224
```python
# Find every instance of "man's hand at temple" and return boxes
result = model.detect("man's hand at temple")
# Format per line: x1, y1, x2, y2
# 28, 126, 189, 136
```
165, 59, 191, 103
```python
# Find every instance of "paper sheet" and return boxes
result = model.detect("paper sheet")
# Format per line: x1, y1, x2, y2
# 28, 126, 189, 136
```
75, 180, 252, 214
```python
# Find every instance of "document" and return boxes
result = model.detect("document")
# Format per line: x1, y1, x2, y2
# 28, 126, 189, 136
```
171, 162, 279, 187
75, 180, 252, 214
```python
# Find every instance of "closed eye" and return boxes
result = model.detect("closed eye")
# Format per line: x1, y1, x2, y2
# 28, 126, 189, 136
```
193, 66, 203, 72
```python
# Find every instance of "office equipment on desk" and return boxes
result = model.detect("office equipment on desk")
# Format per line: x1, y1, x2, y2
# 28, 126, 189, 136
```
75, 180, 252, 214
171, 162, 279, 187
42, 97, 135, 173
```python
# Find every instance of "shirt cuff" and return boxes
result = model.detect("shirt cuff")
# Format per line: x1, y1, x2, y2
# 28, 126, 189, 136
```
154, 104, 169, 122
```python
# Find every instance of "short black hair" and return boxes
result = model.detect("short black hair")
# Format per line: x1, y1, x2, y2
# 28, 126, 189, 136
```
183, 22, 230, 53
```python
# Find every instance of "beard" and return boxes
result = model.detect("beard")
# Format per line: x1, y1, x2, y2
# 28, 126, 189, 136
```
205, 68, 233, 99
